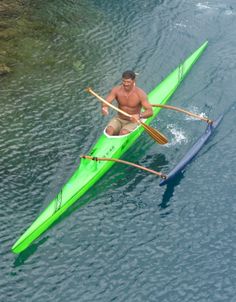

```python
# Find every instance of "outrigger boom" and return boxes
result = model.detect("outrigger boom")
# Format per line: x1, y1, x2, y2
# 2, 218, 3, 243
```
80, 155, 167, 179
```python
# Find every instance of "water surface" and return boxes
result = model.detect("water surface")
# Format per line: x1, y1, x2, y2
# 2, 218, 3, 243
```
1, 1, 236, 301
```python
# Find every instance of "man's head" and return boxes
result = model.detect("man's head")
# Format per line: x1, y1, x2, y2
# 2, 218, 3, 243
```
122, 70, 136, 80
122, 70, 136, 91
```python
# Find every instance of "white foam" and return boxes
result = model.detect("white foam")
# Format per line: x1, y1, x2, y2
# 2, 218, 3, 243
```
175, 22, 187, 28
165, 124, 188, 147
184, 106, 208, 121
196, 3, 211, 10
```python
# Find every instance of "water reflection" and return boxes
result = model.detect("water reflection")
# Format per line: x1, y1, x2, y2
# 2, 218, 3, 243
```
13, 237, 48, 267
159, 172, 184, 213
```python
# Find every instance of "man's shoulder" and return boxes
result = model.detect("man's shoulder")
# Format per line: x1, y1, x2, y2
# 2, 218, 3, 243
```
135, 86, 147, 97
112, 85, 122, 94
135, 86, 144, 92
108, 85, 120, 96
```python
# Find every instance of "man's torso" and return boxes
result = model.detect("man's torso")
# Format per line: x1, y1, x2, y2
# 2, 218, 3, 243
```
114, 85, 142, 119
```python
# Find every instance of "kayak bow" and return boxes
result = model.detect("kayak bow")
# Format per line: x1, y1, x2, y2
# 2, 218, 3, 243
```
12, 41, 208, 254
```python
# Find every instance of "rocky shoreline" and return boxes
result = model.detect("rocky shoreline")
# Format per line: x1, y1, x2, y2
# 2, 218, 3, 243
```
0, 0, 25, 75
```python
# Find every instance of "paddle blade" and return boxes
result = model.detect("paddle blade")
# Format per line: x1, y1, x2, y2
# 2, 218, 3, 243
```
140, 121, 168, 145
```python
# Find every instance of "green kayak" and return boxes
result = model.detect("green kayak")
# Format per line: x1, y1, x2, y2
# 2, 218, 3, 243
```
12, 41, 208, 254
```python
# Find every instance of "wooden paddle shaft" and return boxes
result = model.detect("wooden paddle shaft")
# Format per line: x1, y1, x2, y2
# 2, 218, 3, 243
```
86, 87, 134, 119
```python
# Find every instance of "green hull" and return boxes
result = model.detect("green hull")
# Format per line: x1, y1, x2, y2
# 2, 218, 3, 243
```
12, 41, 208, 254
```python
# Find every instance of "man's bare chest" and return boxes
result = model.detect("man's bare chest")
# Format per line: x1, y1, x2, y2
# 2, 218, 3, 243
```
116, 91, 141, 107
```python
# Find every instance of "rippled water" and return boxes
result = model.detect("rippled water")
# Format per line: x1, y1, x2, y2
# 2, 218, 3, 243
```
1, 0, 236, 301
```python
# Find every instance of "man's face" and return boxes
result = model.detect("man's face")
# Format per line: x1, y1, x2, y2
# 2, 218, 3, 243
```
122, 78, 135, 91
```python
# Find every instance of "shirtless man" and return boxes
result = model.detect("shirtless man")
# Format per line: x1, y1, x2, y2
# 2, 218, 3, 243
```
102, 70, 153, 136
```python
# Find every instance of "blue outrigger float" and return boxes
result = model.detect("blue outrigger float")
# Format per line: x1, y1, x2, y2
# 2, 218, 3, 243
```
159, 114, 223, 186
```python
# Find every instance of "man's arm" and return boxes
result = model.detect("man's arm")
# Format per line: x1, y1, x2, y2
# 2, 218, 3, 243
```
129, 89, 153, 123
139, 89, 153, 119
102, 87, 117, 116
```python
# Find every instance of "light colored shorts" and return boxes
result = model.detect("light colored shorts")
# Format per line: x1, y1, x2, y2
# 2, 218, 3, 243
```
106, 116, 139, 135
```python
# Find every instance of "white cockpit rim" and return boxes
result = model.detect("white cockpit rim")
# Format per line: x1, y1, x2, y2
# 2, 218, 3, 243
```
103, 119, 147, 138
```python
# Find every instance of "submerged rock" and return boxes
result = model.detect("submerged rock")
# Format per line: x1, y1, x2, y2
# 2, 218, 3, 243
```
0, 1, 25, 73
73, 60, 85, 72
0, 50, 7, 56
0, 63, 11, 75
0, 1, 22, 18
0, 27, 17, 40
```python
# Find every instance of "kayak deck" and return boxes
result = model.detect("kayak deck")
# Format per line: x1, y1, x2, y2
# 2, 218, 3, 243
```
12, 41, 208, 254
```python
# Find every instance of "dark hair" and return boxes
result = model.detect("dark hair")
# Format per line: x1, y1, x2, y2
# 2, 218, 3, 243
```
122, 70, 136, 80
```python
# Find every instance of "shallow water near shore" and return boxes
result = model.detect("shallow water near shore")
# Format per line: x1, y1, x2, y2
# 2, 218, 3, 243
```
1, 1, 236, 301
